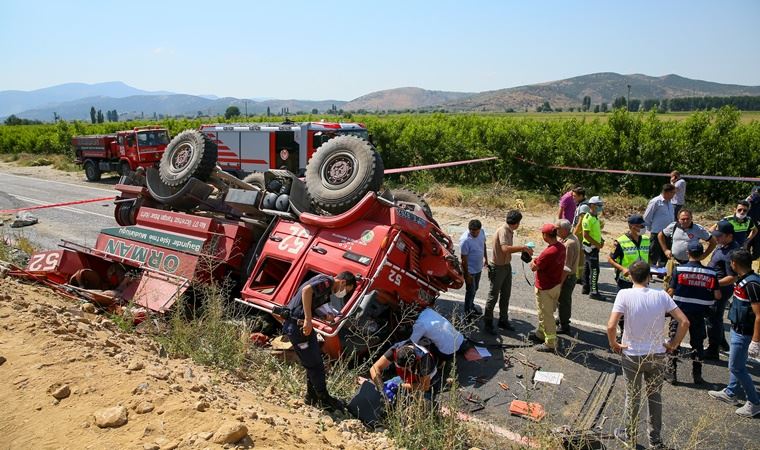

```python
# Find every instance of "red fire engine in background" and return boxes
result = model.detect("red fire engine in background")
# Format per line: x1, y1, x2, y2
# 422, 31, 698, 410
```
72, 126, 170, 181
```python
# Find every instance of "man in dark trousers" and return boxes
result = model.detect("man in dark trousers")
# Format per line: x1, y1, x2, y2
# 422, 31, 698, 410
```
708, 249, 760, 418
706, 220, 740, 359
283, 271, 357, 410
666, 242, 721, 385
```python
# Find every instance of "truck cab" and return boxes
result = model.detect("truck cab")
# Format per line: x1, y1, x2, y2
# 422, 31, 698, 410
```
116, 126, 170, 171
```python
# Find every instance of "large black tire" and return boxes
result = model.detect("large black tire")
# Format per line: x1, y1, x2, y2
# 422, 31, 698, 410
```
84, 160, 101, 182
159, 130, 218, 187
305, 136, 384, 214
242, 172, 266, 190
391, 189, 434, 219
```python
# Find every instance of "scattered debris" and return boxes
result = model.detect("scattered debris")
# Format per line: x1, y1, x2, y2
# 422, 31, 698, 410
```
509, 400, 546, 422
533, 370, 564, 385
0, 355, 6, 366
11, 212, 38, 228
498, 382, 510, 391
128, 361, 144, 371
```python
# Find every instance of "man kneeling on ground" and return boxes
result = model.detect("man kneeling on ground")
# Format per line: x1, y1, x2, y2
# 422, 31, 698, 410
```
370, 340, 437, 394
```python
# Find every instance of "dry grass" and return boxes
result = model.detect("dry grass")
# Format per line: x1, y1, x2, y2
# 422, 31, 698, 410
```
1, 153, 80, 172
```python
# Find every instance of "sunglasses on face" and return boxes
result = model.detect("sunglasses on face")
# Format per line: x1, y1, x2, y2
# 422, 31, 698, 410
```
737, 208, 748, 213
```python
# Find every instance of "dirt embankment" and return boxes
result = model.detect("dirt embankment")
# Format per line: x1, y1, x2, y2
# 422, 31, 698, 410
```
0, 278, 394, 450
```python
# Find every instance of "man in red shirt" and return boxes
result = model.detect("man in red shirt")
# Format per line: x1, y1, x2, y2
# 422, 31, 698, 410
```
529, 223, 567, 352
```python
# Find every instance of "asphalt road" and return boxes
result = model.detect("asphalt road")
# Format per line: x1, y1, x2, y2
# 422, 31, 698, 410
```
439, 243, 760, 449
0, 171, 117, 250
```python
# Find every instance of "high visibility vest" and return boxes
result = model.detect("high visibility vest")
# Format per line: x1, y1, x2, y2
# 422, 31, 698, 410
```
725, 216, 752, 234
615, 234, 650, 281
582, 214, 602, 245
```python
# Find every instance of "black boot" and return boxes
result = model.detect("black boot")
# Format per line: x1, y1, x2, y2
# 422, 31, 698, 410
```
316, 391, 345, 412
305, 381, 319, 406
692, 362, 706, 385
482, 316, 496, 335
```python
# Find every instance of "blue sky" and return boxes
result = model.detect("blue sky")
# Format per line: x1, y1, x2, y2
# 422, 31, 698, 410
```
1, 0, 758, 100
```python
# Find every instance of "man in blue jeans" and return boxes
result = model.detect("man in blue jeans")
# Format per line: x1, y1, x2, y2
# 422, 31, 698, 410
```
708, 249, 760, 418
460, 219, 487, 317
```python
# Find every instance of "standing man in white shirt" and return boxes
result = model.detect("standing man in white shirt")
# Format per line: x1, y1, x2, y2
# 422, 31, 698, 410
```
643, 184, 676, 268
460, 219, 488, 318
670, 171, 686, 221
607, 260, 689, 450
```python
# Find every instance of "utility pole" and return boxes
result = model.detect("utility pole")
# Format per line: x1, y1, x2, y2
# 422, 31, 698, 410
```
627, 84, 631, 110
244, 100, 249, 118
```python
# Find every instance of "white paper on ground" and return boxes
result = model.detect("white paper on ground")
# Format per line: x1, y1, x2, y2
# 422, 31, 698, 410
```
533, 370, 564, 385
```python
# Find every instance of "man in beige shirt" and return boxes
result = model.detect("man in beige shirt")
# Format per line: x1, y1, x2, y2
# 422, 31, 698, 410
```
557, 219, 580, 334
483, 210, 533, 334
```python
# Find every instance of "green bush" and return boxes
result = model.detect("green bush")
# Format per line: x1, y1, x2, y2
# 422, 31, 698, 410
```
1, 108, 757, 203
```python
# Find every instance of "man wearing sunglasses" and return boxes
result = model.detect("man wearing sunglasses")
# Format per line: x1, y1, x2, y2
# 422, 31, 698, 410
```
712, 200, 757, 247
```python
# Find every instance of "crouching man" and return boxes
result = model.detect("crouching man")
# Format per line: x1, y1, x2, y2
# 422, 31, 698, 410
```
370, 341, 437, 394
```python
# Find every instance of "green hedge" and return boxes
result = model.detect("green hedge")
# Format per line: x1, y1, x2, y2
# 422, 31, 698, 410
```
1, 108, 758, 203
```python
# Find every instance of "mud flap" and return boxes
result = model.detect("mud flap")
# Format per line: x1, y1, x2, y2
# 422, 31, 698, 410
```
132, 271, 189, 313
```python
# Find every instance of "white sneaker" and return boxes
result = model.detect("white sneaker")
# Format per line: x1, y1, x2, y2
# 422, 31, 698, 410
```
735, 401, 760, 418
708, 388, 741, 406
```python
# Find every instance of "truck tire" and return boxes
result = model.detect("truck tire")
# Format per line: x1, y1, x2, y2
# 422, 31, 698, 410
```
242, 172, 266, 190
305, 135, 384, 214
84, 160, 101, 182
391, 189, 435, 221
114, 201, 138, 226
159, 130, 218, 187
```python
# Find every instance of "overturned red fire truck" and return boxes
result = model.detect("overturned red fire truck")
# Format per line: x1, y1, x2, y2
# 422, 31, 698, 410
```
12, 125, 463, 357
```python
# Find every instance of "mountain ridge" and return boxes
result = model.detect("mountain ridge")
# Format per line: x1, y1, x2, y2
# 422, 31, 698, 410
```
4, 73, 760, 121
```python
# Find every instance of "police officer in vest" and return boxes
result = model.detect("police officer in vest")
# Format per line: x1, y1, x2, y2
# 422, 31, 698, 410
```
282, 271, 357, 411
608, 214, 650, 290
665, 241, 721, 385
711, 200, 758, 247
582, 196, 606, 300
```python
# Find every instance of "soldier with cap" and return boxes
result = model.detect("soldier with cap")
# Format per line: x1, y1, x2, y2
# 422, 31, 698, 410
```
705, 220, 741, 359
582, 196, 606, 300
665, 241, 721, 385
529, 223, 566, 352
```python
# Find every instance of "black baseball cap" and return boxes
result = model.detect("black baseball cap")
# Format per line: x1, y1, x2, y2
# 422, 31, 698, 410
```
712, 220, 734, 237
627, 214, 645, 226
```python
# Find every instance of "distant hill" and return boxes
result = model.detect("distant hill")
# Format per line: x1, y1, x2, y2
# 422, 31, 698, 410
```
342, 87, 475, 111
12, 95, 345, 121
442, 73, 760, 111
0, 82, 174, 117
4, 73, 760, 121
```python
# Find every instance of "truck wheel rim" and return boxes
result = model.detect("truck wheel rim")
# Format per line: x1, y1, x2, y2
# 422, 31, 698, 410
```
170, 143, 193, 173
321, 151, 357, 189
